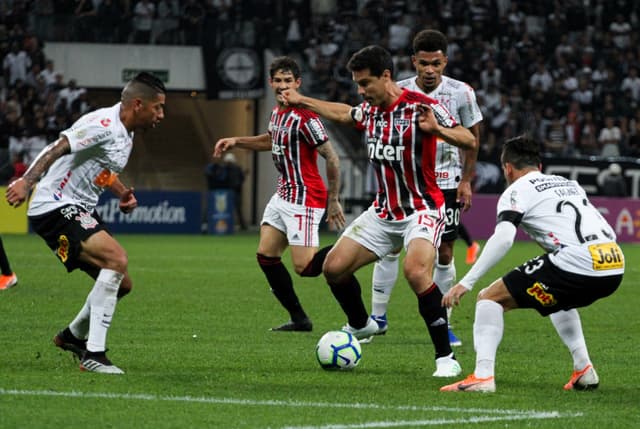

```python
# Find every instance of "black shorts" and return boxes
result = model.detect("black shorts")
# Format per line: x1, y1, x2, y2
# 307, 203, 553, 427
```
440, 189, 461, 242
502, 254, 622, 316
29, 205, 109, 272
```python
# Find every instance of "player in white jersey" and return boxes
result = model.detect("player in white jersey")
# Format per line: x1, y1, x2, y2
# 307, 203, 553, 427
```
367, 30, 483, 346
6, 72, 166, 374
440, 136, 624, 393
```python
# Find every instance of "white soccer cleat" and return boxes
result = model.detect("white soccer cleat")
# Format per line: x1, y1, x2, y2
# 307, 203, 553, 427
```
432, 353, 462, 377
80, 351, 125, 375
564, 364, 599, 390
440, 374, 496, 392
341, 317, 379, 340
358, 314, 388, 344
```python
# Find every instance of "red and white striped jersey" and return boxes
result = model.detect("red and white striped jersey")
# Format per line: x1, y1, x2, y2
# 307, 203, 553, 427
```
397, 75, 482, 189
351, 89, 458, 220
268, 106, 328, 208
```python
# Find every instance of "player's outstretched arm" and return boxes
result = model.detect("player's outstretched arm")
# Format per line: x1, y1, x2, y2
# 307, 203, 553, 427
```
213, 133, 271, 158
281, 88, 354, 124
109, 177, 137, 214
442, 221, 516, 308
5, 137, 71, 207
418, 105, 475, 150
317, 141, 346, 230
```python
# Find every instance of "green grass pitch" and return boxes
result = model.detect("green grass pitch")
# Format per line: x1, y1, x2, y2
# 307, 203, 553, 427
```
0, 233, 638, 428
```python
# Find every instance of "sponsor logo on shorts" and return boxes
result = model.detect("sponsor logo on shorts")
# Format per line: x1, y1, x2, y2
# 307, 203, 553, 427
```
589, 242, 624, 270
75, 211, 98, 230
57, 235, 69, 262
526, 282, 556, 306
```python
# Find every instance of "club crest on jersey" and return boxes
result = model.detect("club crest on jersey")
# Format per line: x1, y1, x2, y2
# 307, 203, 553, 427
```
526, 282, 556, 306
57, 234, 70, 262
393, 118, 410, 135
75, 212, 98, 230
100, 118, 111, 127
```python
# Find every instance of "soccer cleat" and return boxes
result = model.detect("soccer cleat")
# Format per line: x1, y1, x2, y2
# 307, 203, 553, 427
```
341, 317, 379, 340
432, 353, 462, 377
448, 328, 462, 347
53, 328, 87, 360
270, 318, 313, 332
440, 374, 496, 392
80, 351, 125, 374
465, 242, 481, 264
359, 314, 388, 344
0, 273, 18, 290
564, 364, 599, 391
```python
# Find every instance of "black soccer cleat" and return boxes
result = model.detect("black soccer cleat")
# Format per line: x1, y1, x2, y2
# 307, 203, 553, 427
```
53, 328, 87, 360
270, 318, 313, 332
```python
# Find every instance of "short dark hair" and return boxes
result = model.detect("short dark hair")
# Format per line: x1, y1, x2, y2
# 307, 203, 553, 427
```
347, 45, 394, 78
121, 72, 165, 103
269, 56, 301, 79
413, 29, 448, 55
501, 135, 541, 169
132, 72, 166, 94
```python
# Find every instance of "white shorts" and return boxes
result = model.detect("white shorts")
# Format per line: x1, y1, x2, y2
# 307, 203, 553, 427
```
261, 194, 325, 247
342, 205, 445, 258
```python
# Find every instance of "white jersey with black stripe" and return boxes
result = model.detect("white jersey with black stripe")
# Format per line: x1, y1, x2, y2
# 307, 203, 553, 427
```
28, 103, 133, 216
497, 171, 624, 276
397, 75, 482, 189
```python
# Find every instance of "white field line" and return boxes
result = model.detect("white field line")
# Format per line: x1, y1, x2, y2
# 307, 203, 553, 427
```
0, 388, 581, 420
282, 411, 583, 429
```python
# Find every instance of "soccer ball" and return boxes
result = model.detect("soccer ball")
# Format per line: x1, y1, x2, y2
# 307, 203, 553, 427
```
315, 330, 362, 370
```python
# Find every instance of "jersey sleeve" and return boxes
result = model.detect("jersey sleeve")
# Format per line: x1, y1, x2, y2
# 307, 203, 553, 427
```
301, 115, 329, 147
429, 99, 458, 128
61, 114, 114, 153
457, 84, 483, 128
496, 185, 528, 226
350, 103, 367, 131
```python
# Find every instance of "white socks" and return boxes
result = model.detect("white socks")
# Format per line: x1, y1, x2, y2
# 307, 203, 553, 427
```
550, 309, 591, 371
79, 269, 124, 353
434, 260, 456, 322
473, 299, 504, 378
371, 252, 400, 316
434, 260, 456, 294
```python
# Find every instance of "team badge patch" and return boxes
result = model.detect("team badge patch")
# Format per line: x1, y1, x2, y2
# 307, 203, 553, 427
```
75, 212, 98, 230
57, 235, 70, 262
526, 282, 556, 306
393, 118, 410, 135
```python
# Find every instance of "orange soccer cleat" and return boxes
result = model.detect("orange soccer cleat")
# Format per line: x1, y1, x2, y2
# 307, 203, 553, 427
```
0, 273, 18, 290
440, 374, 496, 392
465, 242, 480, 264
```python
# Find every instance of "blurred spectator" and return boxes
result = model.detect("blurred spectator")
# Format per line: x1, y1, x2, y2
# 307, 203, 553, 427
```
181, 0, 205, 45
598, 163, 627, 197
3, 42, 31, 87
621, 66, 640, 102
73, 0, 98, 42
152, 0, 180, 44
529, 60, 553, 93
609, 13, 631, 50
480, 59, 502, 92
57, 79, 86, 111
598, 116, 622, 157
97, 0, 124, 43
132, 0, 155, 44
38, 59, 58, 86
544, 117, 569, 155
578, 111, 600, 155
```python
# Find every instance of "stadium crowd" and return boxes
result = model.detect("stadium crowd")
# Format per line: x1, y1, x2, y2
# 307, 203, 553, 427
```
2, 0, 640, 189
